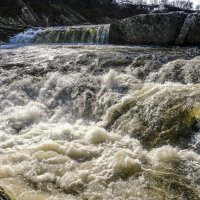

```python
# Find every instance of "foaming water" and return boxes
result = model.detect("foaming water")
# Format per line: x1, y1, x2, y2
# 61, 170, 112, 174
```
9, 28, 44, 44
0, 45, 200, 199
9, 25, 110, 45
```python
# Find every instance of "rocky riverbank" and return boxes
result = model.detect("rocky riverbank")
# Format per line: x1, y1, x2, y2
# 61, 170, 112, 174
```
0, 0, 192, 43
7, 11, 200, 46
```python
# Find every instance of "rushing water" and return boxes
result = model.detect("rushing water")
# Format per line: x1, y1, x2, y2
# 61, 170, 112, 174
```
9, 25, 110, 45
0, 44, 200, 200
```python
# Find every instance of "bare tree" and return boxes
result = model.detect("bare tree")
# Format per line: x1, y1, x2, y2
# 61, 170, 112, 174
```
196, 4, 200, 11
170, 1, 176, 6
160, 0, 168, 4
118, 0, 193, 9
117, 0, 147, 5
184, 0, 193, 10
149, 0, 158, 4
150, 0, 169, 6
169, 0, 193, 10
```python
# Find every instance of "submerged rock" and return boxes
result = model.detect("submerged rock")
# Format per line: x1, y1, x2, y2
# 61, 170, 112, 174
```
104, 84, 200, 149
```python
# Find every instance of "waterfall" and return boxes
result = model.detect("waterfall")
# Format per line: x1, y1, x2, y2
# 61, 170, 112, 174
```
9, 28, 44, 44
9, 25, 110, 44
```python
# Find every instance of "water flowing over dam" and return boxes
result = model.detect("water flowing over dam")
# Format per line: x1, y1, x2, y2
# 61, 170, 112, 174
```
9, 25, 110, 45
0, 44, 200, 200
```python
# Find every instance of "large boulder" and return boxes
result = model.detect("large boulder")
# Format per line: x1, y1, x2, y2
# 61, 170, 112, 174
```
109, 12, 187, 45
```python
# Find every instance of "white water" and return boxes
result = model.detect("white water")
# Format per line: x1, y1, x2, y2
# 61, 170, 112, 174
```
0, 45, 200, 200
9, 25, 110, 45
9, 28, 44, 44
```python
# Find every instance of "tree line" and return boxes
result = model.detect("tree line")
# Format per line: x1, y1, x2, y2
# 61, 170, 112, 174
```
116, 0, 200, 10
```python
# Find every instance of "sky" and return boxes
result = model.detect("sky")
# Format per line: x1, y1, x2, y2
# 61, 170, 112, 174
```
193, 0, 199, 6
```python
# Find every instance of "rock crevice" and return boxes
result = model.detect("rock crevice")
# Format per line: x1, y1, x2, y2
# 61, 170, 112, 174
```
175, 13, 200, 45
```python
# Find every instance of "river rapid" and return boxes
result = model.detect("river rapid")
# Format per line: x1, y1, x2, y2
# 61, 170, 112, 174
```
0, 43, 200, 200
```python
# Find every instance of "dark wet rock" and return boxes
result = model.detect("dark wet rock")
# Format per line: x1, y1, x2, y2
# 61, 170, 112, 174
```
0, 0, 190, 42
0, 187, 11, 200
175, 13, 197, 45
185, 13, 200, 45
175, 13, 200, 45
109, 12, 187, 45
109, 11, 200, 46
0, 0, 87, 41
